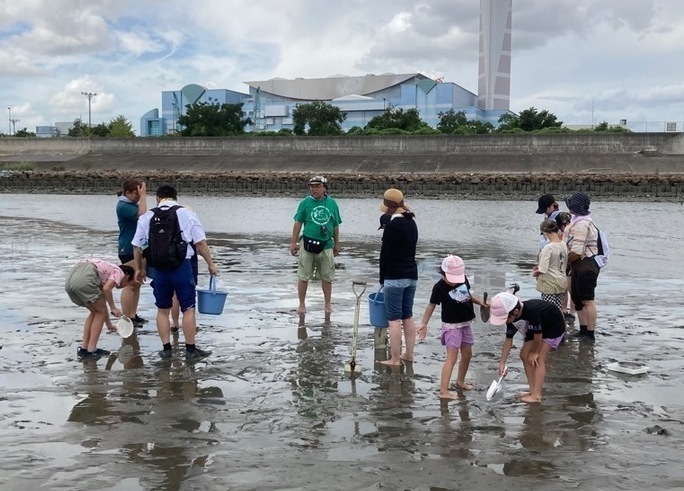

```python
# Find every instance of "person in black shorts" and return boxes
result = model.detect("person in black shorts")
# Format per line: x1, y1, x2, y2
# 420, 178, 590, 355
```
489, 292, 566, 403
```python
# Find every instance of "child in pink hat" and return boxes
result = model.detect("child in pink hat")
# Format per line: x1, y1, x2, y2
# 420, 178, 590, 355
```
417, 255, 487, 400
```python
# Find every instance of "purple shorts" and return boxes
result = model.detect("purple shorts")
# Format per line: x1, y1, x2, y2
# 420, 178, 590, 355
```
441, 324, 474, 349
543, 333, 565, 350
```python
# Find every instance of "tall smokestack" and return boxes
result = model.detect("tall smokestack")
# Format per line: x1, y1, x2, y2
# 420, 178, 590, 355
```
478, 0, 512, 110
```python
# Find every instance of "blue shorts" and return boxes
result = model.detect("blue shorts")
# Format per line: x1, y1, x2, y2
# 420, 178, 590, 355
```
383, 278, 417, 321
149, 260, 196, 311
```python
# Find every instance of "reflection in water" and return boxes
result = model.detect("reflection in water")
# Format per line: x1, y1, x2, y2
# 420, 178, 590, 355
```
290, 320, 338, 438
67, 338, 224, 490
438, 400, 473, 459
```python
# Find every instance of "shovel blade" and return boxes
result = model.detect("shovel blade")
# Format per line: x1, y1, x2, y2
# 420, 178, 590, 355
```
480, 292, 490, 323
486, 379, 500, 400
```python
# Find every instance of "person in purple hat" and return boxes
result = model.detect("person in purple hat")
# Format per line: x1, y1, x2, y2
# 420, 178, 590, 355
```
564, 191, 601, 342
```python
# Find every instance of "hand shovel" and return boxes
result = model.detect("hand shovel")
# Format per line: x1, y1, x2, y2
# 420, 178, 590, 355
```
480, 292, 490, 323
486, 365, 507, 401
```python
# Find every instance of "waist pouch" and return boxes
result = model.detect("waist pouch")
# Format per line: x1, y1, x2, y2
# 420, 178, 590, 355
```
302, 235, 327, 254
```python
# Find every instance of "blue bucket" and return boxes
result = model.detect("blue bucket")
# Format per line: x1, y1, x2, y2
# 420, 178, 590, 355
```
368, 288, 389, 328
196, 276, 227, 315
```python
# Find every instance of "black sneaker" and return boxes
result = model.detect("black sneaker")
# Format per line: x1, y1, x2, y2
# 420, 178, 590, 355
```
580, 332, 596, 343
158, 349, 173, 359
81, 350, 104, 361
170, 326, 180, 333
186, 347, 211, 361
132, 315, 148, 324
78, 347, 110, 358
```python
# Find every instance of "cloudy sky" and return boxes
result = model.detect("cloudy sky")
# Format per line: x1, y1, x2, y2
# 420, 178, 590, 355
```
2, 0, 684, 134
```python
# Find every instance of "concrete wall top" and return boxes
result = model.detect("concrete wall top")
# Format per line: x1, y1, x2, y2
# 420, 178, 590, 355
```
0, 133, 682, 158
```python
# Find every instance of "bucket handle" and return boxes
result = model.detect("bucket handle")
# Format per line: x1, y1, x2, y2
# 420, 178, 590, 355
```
209, 275, 217, 293
370, 285, 384, 305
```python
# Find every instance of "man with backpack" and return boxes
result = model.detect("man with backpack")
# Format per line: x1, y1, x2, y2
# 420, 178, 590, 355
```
564, 191, 606, 343
132, 184, 218, 360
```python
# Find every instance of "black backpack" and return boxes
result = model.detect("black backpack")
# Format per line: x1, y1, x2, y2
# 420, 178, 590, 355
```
144, 205, 188, 271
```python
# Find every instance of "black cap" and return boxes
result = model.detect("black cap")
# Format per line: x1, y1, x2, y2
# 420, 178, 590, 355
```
536, 194, 556, 214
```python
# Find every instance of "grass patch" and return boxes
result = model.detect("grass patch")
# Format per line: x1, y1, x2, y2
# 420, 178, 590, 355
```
0, 162, 34, 171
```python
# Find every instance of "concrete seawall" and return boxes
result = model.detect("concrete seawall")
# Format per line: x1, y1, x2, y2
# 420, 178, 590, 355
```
1, 170, 682, 201
1, 133, 683, 173
1, 134, 683, 200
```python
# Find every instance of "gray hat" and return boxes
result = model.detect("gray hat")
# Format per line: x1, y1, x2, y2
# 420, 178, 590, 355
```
566, 192, 591, 216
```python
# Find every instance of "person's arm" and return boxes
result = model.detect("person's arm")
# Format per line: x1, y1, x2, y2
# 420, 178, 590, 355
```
499, 337, 514, 376
567, 222, 588, 263
332, 225, 340, 256
102, 279, 122, 317
133, 246, 146, 283
528, 332, 543, 367
417, 303, 436, 341
290, 221, 302, 256
137, 182, 147, 216
194, 240, 218, 275
534, 247, 550, 277
470, 293, 485, 308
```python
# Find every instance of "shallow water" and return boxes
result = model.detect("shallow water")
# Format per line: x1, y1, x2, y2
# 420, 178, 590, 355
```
0, 194, 683, 490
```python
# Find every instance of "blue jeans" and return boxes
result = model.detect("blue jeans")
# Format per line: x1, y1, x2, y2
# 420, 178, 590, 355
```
383, 278, 417, 321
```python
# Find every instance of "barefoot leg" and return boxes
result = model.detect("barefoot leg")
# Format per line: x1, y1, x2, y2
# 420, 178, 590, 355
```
440, 348, 458, 394
379, 321, 403, 366
454, 344, 473, 390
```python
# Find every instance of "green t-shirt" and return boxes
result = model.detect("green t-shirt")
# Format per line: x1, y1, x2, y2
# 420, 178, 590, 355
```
293, 195, 342, 250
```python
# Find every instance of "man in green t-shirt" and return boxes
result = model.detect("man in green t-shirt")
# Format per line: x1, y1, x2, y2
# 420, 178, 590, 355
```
289, 175, 342, 316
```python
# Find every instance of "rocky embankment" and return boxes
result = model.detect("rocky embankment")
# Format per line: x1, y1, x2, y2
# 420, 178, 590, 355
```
1, 169, 683, 201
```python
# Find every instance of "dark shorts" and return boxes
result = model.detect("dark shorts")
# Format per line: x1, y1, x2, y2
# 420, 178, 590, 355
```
149, 259, 196, 311
119, 253, 134, 264
570, 257, 600, 311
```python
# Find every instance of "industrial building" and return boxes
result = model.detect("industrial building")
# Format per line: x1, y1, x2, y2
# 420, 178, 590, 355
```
139, 0, 513, 136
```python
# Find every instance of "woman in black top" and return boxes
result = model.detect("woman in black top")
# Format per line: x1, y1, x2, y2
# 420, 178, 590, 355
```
378, 188, 418, 366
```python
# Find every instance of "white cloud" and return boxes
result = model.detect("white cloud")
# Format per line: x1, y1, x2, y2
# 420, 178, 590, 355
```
2, 0, 684, 133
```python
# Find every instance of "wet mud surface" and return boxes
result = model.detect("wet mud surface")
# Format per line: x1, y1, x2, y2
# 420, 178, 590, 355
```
0, 195, 683, 490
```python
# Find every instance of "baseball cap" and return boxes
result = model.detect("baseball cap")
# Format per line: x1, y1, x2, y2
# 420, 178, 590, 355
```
489, 292, 520, 325
536, 194, 556, 214
441, 255, 465, 283
308, 175, 328, 187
